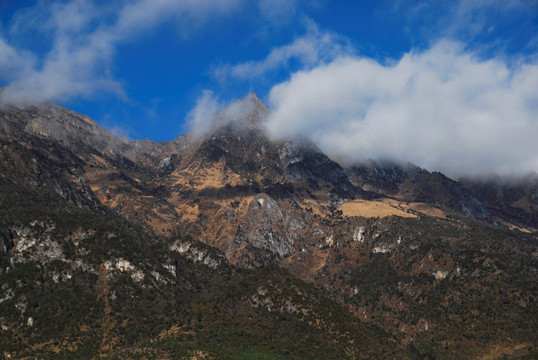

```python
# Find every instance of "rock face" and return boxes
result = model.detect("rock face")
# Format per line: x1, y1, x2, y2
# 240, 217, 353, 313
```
460, 174, 538, 228
0, 94, 537, 359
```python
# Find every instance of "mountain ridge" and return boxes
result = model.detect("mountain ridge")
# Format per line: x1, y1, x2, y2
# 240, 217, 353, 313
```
1, 95, 537, 359
4, 94, 534, 228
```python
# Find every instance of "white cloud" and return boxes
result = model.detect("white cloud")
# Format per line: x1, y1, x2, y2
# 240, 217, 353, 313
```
0, 38, 36, 83
185, 90, 225, 138
0, 0, 241, 105
214, 19, 352, 81
265, 40, 538, 176
450, 0, 525, 31
186, 91, 263, 138
114, 0, 239, 35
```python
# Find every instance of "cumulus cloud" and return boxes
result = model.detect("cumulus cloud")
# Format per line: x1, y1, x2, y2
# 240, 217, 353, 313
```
214, 19, 352, 82
265, 41, 538, 176
0, 0, 241, 105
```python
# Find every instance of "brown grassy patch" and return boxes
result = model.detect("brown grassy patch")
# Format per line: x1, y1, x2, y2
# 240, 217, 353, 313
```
406, 202, 446, 218
341, 199, 417, 218
494, 217, 535, 233
340, 199, 446, 219
298, 199, 329, 216
172, 159, 244, 190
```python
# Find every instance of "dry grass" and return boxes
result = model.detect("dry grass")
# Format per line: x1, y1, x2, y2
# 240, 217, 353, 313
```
494, 217, 535, 233
168, 200, 200, 223
406, 202, 446, 218
88, 153, 109, 166
298, 200, 329, 216
340, 199, 417, 218
340, 199, 446, 219
310, 248, 331, 273
172, 159, 243, 190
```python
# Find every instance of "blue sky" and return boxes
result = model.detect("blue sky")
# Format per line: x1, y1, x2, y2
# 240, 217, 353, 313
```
0, 0, 537, 176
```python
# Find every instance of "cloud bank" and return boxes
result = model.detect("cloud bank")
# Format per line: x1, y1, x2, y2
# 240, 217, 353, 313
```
264, 41, 538, 176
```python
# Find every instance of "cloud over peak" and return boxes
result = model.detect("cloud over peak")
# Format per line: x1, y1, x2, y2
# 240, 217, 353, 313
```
186, 91, 267, 139
265, 41, 538, 176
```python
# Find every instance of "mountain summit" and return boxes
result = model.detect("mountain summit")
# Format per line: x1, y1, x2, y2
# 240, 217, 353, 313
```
1, 96, 537, 359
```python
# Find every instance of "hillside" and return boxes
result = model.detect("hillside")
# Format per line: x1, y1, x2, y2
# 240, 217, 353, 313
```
0, 95, 537, 359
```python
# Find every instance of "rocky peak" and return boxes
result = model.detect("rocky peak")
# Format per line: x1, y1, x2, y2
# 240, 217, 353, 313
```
0, 101, 177, 165
214, 93, 269, 133
0, 102, 129, 156
242, 92, 265, 108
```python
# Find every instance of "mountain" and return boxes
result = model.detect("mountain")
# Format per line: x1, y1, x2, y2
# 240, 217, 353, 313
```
0, 94, 536, 359
345, 160, 489, 217
0, 98, 396, 359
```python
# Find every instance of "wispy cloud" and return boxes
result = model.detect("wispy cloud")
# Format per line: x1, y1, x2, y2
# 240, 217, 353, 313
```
0, 37, 36, 83
265, 40, 538, 176
0, 0, 241, 106
391, 0, 537, 55
213, 19, 352, 82
448, 0, 528, 36
185, 90, 225, 138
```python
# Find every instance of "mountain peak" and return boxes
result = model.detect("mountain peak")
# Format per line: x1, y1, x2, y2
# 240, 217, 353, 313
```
242, 92, 263, 105
245, 91, 260, 100
238, 92, 269, 115
210, 93, 269, 133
